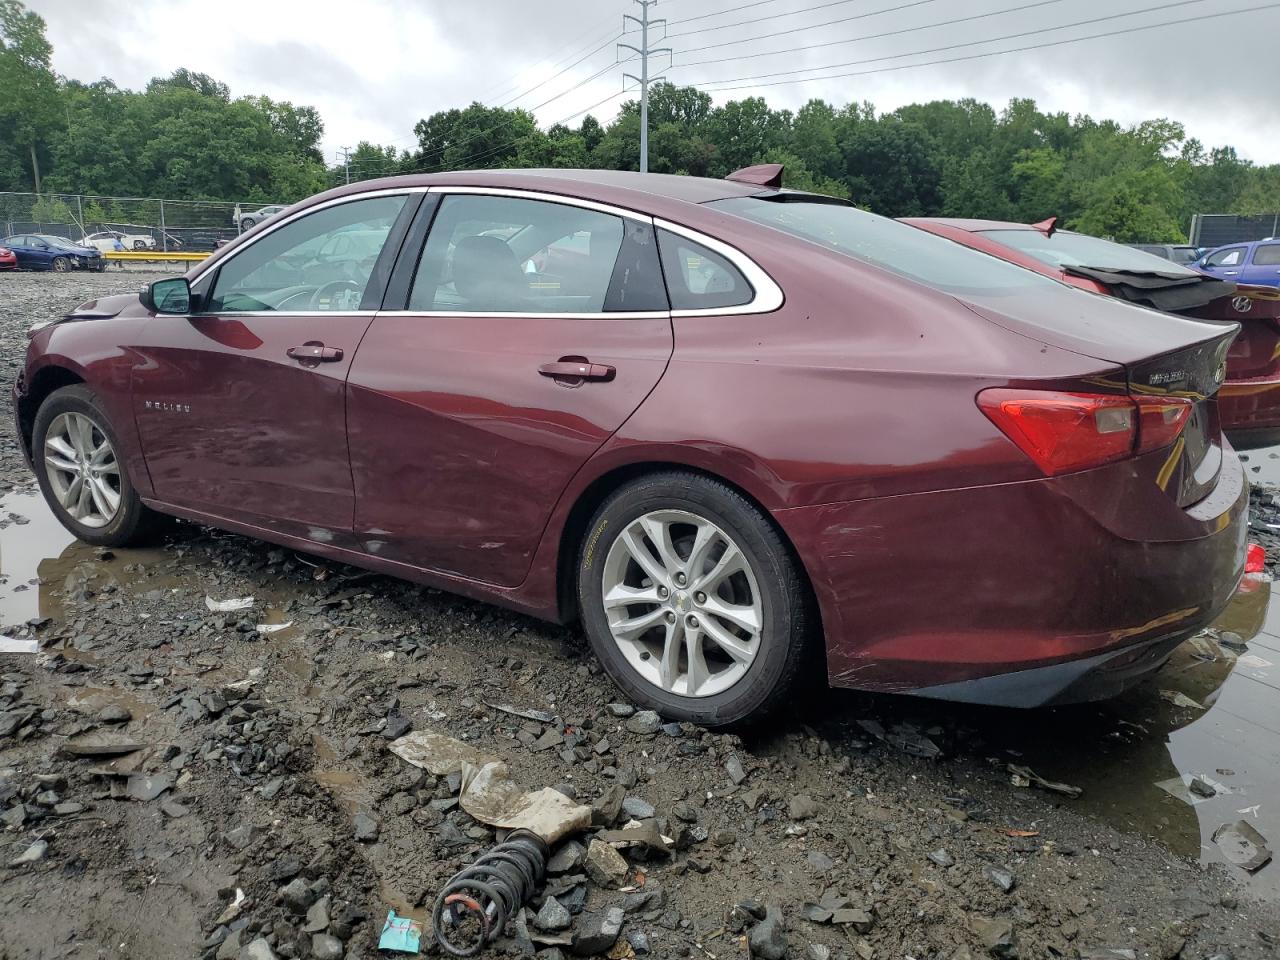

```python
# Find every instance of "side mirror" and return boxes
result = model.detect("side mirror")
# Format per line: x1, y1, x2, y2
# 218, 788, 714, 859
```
143, 276, 191, 314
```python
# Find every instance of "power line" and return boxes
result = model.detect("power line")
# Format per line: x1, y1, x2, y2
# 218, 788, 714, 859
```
676, 0, 1068, 67
664, 0, 787, 27
499, 32, 624, 108
478, 9, 628, 102
681, 0, 1280, 92
667, 0, 939, 39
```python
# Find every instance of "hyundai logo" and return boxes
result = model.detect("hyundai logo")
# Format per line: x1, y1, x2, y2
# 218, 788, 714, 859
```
1233, 296, 1254, 313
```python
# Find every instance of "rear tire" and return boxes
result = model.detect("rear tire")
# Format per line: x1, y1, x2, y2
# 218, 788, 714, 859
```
33, 385, 160, 547
577, 472, 812, 728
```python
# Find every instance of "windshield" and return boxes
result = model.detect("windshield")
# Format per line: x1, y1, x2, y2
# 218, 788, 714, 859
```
984, 229, 1200, 276
709, 197, 1057, 294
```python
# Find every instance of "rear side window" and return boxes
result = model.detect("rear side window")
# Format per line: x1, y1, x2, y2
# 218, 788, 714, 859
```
657, 229, 753, 310
1254, 244, 1280, 266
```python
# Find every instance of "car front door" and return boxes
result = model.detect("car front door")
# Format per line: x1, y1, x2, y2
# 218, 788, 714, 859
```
131, 191, 420, 543
346, 189, 672, 586
1242, 242, 1280, 287
1200, 245, 1248, 279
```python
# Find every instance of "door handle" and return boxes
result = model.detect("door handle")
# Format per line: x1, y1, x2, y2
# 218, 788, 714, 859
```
287, 344, 343, 363
539, 359, 615, 381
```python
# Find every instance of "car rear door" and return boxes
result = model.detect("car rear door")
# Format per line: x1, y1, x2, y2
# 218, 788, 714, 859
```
131, 190, 421, 543
1241, 242, 1280, 287
346, 189, 672, 587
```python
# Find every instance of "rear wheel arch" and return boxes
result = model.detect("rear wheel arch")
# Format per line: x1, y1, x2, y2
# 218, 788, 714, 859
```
554, 461, 820, 630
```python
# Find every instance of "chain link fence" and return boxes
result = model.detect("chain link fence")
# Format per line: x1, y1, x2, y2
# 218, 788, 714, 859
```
0, 192, 289, 253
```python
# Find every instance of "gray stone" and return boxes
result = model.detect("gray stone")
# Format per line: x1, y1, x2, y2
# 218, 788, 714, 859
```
606, 703, 635, 718
591, 784, 624, 826
928, 848, 955, 868
748, 904, 788, 960
570, 907, 624, 956
807, 946, 832, 960
305, 895, 331, 934
789, 794, 821, 820
535, 896, 572, 932
225, 825, 258, 851
382, 715, 412, 739
621, 796, 655, 820
725, 753, 748, 785
624, 711, 662, 735
124, 773, 173, 802
310, 934, 343, 960
280, 877, 315, 913
160, 800, 189, 818
625, 929, 650, 954
547, 840, 586, 874
970, 917, 1016, 957
832, 908, 874, 933
239, 937, 276, 960
215, 931, 241, 960
8, 839, 47, 866
1189, 776, 1217, 798
97, 703, 133, 724
672, 801, 699, 823
984, 864, 1016, 893
53, 801, 85, 816
583, 839, 628, 887
61, 731, 144, 756
805, 850, 834, 872
352, 811, 379, 842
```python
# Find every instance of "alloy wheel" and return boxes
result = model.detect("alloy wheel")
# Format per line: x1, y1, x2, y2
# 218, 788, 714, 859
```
43, 412, 122, 529
51, 256, 69, 272
600, 509, 763, 698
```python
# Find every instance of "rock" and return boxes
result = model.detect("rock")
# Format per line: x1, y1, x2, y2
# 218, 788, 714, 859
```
725, 753, 747, 785
671, 801, 699, 823
8, 839, 47, 866
748, 904, 787, 960
98, 702, 133, 723
535, 896, 573, 932
1188, 776, 1216, 798
805, 850, 834, 871
304, 896, 331, 934
352, 811, 380, 841
1078, 951, 1137, 960
624, 711, 661, 735
570, 907, 625, 955
984, 865, 1016, 893
621, 796, 655, 819
382, 714, 412, 739
970, 917, 1015, 957
548, 840, 586, 873
802, 903, 832, 923
606, 703, 635, 718
584, 839, 628, 887
310, 934, 343, 960
711, 829, 737, 847
280, 877, 315, 913
160, 800, 190, 818
62, 731, 144, 756
125, 773, 173, 802
216, 931, 241, 960
807, 946, 832, 960
239, 937, 276, 960
832, 908, 874, 933
625, 929, 650, 954
53, 801, 85, 816
928, 848, 955, 868
591, 784, 624, 826
789, 795, 821, 820
226, 825, 259, 851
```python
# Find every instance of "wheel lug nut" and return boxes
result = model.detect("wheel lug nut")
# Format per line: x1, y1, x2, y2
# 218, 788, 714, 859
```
657, 586, 668, 599
686, 615, 699, 628
695, 592, 706, 604
674, 572, 686, 586
665, 612, 676, 623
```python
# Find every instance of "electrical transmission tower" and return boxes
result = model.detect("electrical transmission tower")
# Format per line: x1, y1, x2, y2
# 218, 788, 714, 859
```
620, 0, 671, 174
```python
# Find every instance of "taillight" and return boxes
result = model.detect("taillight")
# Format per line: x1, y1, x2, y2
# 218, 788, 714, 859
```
978, 389, 1194, 476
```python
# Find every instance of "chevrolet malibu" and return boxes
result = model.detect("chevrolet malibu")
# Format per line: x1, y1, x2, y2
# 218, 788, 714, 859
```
13, 167, 1249, 726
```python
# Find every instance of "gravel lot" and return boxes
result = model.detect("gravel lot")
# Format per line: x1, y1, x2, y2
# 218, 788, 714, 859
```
2, 270, 1279, 960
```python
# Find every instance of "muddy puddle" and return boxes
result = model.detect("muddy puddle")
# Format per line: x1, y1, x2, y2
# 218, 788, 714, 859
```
1239, 446, 1280, 487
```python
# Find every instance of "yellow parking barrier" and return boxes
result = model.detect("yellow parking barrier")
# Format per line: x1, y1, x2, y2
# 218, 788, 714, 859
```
103, 250, 210, 262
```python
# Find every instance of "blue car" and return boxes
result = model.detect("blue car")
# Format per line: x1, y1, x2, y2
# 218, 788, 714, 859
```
0, 234, 105, 272
1191, 237, 1280, 287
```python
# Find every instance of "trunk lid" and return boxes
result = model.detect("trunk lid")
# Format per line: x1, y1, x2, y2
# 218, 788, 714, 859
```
959, 284, 1237, 507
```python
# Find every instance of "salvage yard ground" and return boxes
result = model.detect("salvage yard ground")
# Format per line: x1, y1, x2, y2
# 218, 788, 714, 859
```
2, 272, 1279, 959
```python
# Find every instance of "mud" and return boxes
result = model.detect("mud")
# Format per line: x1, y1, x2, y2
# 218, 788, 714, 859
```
2, 271, 1280, 960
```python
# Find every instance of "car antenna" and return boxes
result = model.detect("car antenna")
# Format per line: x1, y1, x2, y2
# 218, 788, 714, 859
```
1032, 216, 1058, 237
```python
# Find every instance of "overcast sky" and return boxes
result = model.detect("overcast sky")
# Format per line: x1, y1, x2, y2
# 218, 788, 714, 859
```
27, 0, 1280, 166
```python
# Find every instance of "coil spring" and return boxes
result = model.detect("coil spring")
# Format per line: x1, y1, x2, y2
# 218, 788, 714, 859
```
432, 829, 550, 957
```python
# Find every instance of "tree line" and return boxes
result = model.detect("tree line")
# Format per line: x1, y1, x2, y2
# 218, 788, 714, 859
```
3, 0, 1278, 241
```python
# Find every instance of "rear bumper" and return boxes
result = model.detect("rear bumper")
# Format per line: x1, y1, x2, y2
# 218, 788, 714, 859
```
777, 444, 1249, 707
1219, 374, 1280, 447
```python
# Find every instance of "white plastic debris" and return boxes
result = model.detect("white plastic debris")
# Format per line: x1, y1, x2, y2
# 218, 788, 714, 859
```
0, 635, 38, 654
255, 621, 293, 634
205, 595, 255, 613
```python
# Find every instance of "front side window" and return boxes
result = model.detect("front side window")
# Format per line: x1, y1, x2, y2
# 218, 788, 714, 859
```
409, 194, 664, 314
657, 230, 753, 310
1207, 247, 1246, 267
1253, 244, 1280, 266
208, 195, 407, 312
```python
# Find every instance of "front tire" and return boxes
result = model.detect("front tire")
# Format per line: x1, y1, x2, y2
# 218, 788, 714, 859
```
577, 472, 811, 728
50, 256, 69, 272
240, 218, 255, 232
33, 385, 158, 547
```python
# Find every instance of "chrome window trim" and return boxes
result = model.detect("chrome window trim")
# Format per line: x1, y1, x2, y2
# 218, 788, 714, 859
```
187, 187, 427, 287
188, 310, 379, 318
654, 217, 785, 317
427, 185, 652, 223
378, 310, 671, 321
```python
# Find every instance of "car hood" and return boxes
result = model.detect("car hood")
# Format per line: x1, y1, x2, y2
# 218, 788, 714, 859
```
64, 292, 140, 320
49, 243, 98, 255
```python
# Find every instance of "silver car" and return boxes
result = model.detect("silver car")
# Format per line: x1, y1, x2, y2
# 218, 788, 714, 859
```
234, 204, 288, 232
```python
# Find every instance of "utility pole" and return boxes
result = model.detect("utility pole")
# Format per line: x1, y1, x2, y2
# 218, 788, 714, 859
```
338, 146, 352, 184
620, 0, 670, 174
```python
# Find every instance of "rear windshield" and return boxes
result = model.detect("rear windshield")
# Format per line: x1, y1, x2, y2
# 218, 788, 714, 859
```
983, 229, 1201, 277
708, 197, 1057, 294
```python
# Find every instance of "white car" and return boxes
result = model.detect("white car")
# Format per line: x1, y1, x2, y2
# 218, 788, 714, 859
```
81, 230, 156, 252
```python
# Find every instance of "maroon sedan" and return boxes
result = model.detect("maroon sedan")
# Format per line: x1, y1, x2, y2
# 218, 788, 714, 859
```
0, 245, 16, 271
13, 168, 1249, 726
903, 217, 1280, 449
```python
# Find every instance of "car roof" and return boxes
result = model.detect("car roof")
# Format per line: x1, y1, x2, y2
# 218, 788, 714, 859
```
901, 217, 1037, 232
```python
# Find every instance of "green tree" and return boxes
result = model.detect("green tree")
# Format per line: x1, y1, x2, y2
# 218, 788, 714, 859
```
0, 0, 60, 191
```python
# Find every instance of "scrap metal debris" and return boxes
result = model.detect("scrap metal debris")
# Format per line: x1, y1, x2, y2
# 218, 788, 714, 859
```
205, 595, 255, 613
1212, 819, 1273, 873
254, 621, 293, 635
485, 702, 557, 724
432, 829, 549, 957
0, 635, 37, 654
1007, 763, 1083, 798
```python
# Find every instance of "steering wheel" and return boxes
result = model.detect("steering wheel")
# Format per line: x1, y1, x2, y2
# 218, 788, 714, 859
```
309, 279, 361, 311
